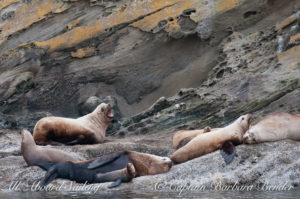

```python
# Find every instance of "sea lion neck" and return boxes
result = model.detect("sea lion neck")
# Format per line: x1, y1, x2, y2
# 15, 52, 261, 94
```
85, 111, 110, 133
224, 119, 240, 131
228, 119, 249, 142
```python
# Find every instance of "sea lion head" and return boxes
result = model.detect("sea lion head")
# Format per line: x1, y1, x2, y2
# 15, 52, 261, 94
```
243, 130, 256, 144
243, 126, 259, 144
235, 114, 253, 132
126, 163, 136, 178
21, 129, 35, 145
21, 129, 36, 153
95, 103, 114, 122
146, 154, 173, 175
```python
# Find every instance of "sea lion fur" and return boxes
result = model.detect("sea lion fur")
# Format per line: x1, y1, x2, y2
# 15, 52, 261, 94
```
21, 129, 79, 170
243, 112, 300, 144
171, 114, 252, 164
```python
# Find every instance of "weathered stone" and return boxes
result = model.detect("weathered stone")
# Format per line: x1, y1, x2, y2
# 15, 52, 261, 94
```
275, 10, 300, 31
1, 0, 299, 122
131, 97, 172, 123
0, 112, 53, 131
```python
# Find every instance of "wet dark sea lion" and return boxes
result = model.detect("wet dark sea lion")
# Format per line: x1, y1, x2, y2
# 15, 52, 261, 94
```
33, 103, 113, 145
41, 151, 172, 188
21, 129, 78, 170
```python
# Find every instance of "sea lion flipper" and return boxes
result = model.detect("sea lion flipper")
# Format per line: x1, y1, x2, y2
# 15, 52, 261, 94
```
36, 161, 56, 171
46, 141, 65, 146
108, 179, 122, 188
65, 139, 80, 145
40, 166, 58, 187
220, 141, 236, 165
88, 151, 124, 169
203, 126, 212, 133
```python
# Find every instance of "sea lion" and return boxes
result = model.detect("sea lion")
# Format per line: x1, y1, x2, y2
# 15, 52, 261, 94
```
173, 126, 223, 150
243, 112, 300, 144
33, 103, 113, 145
21, 129, 79, 170
171, 114, 252, 165
40, 151, 172, 188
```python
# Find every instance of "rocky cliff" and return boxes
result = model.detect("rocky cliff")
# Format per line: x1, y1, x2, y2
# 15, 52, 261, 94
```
0, 0, 300, 194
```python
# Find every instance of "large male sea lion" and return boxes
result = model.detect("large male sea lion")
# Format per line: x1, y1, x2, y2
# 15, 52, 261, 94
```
33, 103, 113, 145
21, 129, 79, 170
171, 114, 252, 164
173, 126, 222, 149
243, 112, 300, 144
40, 151, 173, 188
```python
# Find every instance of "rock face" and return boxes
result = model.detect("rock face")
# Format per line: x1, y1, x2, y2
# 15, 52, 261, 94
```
0, 0, 300, 194
1, 0, 299, 121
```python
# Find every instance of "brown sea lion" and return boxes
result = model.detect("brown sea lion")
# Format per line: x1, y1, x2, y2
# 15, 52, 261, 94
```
33, 103, 113, 145
243, 112, 300, 144
40, 151, 172, 188
21, 129, 79, 170
173, 126, 222, 150
171, 114, 252, 165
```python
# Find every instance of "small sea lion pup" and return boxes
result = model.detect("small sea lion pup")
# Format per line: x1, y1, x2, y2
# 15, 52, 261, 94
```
40, 151, 172, 188
171, 114, 252, 165
33, 103, 114, 145
173, 126, 223, 150
243, 112, 300, 144
21, 129, 79, 170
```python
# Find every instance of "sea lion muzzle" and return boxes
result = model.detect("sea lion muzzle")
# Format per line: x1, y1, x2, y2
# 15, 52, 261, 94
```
106, 104, 114, 119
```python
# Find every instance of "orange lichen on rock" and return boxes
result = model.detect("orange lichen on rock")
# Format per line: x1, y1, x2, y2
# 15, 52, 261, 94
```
71, 47, 95, 58
10, 0, 243, 53
132, 0, 242, 32
249, 31, 260, 38
52, 3, 71, 14
130, 0, 194, 32
289, 33, 300, 45
275, 16, 297, 31
34, 20, 104, 52
278, 45, 300, 65
34, 0, 178, 52
217, 0, 239, 12
67, 18, 81, 30
0, 0, 71, 42
0, 0, 21, 11
165, 18, 181, 33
